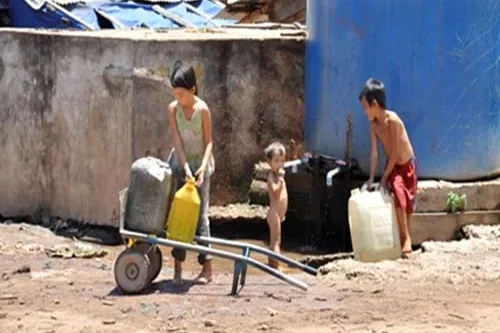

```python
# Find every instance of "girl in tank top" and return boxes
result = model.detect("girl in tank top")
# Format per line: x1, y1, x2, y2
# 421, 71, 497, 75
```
167, 61, 215, 285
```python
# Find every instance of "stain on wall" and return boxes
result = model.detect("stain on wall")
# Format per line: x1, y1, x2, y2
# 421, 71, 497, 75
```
0, 31, 305, 226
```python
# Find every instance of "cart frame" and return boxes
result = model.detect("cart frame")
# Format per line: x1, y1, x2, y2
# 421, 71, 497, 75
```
117, 223, 317, 295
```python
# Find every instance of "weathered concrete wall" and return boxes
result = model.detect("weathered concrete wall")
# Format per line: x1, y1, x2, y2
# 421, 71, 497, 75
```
0, 29, 305, 226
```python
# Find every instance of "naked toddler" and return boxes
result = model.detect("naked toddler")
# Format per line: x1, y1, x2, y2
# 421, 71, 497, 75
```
264, 142, 288, 270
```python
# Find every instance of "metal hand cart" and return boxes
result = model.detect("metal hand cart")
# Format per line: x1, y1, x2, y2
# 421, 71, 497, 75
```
114, 218, 318, 296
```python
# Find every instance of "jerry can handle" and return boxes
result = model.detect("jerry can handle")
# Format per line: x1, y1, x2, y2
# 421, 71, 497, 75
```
184, 177, 196, 188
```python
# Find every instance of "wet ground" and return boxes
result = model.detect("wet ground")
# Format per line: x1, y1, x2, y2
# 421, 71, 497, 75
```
1, 222, 500, 333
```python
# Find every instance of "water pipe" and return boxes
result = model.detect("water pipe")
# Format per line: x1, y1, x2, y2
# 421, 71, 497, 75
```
326, 167, 342, 187
284, 157, 310, 174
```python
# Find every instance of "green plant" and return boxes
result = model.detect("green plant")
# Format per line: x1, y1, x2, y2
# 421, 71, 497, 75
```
446, 191, 467, 213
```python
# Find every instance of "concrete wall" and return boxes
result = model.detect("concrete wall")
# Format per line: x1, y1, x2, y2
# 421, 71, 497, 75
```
0, 29, 305, 226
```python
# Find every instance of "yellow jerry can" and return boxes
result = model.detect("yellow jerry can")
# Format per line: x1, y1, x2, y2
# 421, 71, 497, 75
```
166, 179, 200, 243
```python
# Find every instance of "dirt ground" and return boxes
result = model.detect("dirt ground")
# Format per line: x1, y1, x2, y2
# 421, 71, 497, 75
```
1, 222, 500, 333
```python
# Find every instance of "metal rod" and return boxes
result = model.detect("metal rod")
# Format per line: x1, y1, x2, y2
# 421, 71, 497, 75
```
312, 152, 323, 245
153, 5, 197, 28
240, 247, 250, 287
343, 114, 354, 251
120, 230, 309, 291
46, 0, 96, 31
231, 260, 242, 295
185, 3, 220, 27
194, 236, 317, 276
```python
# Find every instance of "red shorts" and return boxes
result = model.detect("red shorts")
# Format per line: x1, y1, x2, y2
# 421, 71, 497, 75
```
387, 157, 418, 213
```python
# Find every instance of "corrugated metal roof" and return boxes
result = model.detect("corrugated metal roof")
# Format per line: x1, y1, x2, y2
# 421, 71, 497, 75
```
52, 0, 199, 5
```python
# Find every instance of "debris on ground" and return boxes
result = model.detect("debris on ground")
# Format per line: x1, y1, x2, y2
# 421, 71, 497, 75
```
204, 319, 217, 327
0, 294, 18, 301
264, 292, 292, 303
12, 265, 30, 274
210, 204, 268, 221
45, 241, 107, 259
258, 324, 270, 331
0, 242, 44, 254
102, 319, 116, 325
300, 252, 354, 269
1, 218, 121, 246
461, 224, 500, 240
264, 307, 278, 317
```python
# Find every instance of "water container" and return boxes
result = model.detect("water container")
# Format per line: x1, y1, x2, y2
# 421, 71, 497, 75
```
124, 157, 172, 235
348, 188, 401, 262
166, 180, 200, 243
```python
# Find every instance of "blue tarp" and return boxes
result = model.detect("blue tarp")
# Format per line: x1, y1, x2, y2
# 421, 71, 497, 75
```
9, 0, 236, 30
70, 4, 100, 29
92, 2, 180, 29
9, 1, 94, 30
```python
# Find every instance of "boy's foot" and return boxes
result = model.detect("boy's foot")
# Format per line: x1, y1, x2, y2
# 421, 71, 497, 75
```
401, 250, 412, 259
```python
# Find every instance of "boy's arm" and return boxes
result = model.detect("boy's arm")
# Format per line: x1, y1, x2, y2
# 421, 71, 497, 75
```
368, 124, 378, 185
381, 120, 401, 185
267, 173, 283, 201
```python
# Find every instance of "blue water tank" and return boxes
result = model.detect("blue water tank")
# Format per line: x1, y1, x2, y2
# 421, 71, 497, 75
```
305, 0, 500, 180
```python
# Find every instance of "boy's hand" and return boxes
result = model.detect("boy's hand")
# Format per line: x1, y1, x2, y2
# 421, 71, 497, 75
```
380, 177, 389, 192
364, 179, 375, 192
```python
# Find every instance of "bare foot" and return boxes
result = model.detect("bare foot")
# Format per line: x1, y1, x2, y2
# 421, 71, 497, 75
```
401, 250, 412, 260
268, 259, 281, 272
193, 273, 213, 285
193, 261, 213, 285
172, 276, 183, 285
269, 265, 283, 273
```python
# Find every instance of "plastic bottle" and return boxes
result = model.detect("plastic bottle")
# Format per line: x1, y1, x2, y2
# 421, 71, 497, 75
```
348, 187, 401, 262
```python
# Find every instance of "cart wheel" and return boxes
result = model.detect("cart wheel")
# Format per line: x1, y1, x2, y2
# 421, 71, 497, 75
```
148, 246, 163, 283
114, 248, 151, 294
131, 242, 163, 282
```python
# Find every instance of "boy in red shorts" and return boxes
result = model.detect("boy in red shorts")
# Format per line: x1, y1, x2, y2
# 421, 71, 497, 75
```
358, 78, 418, 259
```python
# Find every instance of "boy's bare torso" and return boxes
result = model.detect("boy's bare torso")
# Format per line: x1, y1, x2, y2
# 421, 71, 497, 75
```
268, 172, 288, 221
372, 110, 414, 165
